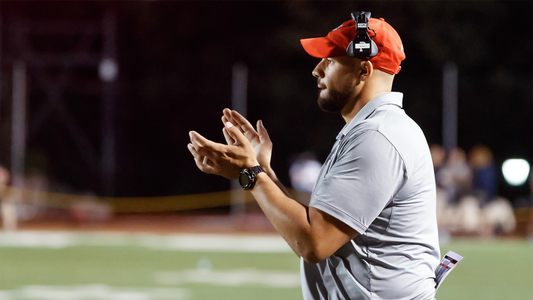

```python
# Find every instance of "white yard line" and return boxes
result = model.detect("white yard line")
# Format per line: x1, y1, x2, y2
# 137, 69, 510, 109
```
0, 231, 293, 253
0, 285, 190, 300
154, 269, 301, 288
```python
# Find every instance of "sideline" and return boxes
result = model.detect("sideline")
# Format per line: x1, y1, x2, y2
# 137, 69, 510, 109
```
1, 186, 311, 212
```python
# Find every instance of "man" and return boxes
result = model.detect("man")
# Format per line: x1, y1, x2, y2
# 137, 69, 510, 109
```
188, 12, 440, 300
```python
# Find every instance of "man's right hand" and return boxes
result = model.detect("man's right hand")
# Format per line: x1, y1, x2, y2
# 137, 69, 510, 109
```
221, 108, 275, 178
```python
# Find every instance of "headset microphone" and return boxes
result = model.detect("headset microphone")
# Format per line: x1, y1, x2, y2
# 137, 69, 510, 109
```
346, 11, 379, 60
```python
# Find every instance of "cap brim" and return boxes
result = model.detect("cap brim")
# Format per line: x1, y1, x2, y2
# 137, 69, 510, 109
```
300, 37, 347, 58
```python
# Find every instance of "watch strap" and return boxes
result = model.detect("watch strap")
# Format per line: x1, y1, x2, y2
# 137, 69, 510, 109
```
240, 165, 265, 190
248, 165, 265, 176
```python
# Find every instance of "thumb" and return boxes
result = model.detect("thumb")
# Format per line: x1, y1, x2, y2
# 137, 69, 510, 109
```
256, 120, 271, 144
225, 122, 248, 145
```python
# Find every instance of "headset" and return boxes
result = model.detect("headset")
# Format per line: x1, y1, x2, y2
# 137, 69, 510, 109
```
346, 11, 379, 60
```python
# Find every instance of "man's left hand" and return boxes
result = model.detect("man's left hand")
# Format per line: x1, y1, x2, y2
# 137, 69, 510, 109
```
188, 122, 259, 179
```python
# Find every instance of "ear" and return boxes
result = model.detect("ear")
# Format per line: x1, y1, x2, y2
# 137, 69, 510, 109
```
360, 60, 374, 81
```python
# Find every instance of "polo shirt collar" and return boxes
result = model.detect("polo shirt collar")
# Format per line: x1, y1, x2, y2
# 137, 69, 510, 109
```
337, 92, 403, 140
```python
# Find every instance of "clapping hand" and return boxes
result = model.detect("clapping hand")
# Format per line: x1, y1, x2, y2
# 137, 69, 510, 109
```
221, 108, 275, 178
188, 121, 259, 180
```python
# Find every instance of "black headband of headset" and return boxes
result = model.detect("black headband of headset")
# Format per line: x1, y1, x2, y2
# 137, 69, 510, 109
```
346, 11, 379, 60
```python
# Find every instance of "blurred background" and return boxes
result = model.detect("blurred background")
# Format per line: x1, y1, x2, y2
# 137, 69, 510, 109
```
0, 1, 532, 300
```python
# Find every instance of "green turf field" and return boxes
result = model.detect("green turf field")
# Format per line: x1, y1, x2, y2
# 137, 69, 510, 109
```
0, 231, 532, 300
438, 239, 533, 300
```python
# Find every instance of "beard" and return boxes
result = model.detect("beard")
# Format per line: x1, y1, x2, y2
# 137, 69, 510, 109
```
317, 87, 352, 113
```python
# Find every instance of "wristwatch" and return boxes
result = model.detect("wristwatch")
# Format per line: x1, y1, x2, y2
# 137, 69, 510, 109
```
238, 166, 265, 190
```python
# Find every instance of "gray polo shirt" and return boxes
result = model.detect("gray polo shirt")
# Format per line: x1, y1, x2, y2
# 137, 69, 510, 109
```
301, 92, 440, 300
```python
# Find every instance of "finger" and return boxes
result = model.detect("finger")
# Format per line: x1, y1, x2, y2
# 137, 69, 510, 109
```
188, 143, 208, 163
187, 143, 200, 160
222, 127, 234, 145
229, 110, 261, 143
224, 122, 248, 146
187, 143, 207, 163
221, 114, 235, 129
257, 120, 272, 144
223, 109, 242, 132
189, 131, 228, 167
188, 143, 218, 174
189, 131, 214, 149
230, 110, 256, 133
223, 108, 232, 116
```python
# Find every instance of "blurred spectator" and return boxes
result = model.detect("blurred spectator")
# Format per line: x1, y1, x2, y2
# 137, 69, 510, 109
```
0, 166, 12, 230
430, 144, 446, 187
434, 144, 517, 237
430, 144, 449, 229
0, 166, 10, 194
482, 196, 516, 237
452, 194, 479, 233
431, 145, 516, 237
289, 152, 322, 192
466, 145, 515, 237
437, 147, 472, 205
515, 175, 533, 208
468, 145, 497, 206
514, 175, 533, 238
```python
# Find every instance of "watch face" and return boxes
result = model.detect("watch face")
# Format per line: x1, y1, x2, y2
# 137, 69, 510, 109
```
239, 172, 251, 188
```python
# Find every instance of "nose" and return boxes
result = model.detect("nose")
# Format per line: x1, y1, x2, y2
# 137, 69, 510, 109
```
312, 59, 326, 79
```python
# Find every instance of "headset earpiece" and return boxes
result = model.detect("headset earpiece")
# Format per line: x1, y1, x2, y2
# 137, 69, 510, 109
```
346, 11, 379, 60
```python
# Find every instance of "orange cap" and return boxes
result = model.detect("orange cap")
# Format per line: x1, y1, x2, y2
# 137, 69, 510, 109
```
300, 18, 406, 75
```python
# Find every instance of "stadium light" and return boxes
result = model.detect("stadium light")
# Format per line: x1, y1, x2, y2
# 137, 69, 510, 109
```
502, 158, 530, 186
99, 58, 118, 82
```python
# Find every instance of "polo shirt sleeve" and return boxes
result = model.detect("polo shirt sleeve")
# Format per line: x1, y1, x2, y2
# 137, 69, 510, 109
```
310, 129, 406, 235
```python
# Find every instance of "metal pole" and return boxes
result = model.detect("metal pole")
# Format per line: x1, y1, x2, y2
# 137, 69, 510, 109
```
232, 62, 248, 116
3, 60, 27, 231
100, 7, 118, 197
230, 62, 248, 216
442, 62, 458, 153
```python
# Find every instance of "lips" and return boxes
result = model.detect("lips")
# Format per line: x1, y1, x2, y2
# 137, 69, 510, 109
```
317, 85, 326, 97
